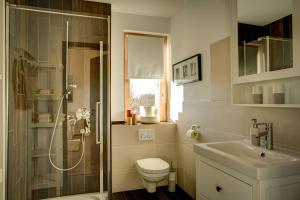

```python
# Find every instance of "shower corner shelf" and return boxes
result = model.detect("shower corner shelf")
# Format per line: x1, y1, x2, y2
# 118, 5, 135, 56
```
32, 174, 58, 190
34, 66, 58, 71
32, 149, 56, 158
27, 89, 63, 195
30, 123, 55, 128
33, 93, 58, 97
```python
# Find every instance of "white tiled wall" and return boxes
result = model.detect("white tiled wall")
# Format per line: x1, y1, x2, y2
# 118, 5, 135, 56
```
175, 37, 300, 199
111, 123, 176, 192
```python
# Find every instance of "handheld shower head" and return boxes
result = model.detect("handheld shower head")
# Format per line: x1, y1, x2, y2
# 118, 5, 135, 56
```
64, 84, 77, 95
68, 84, 77, 89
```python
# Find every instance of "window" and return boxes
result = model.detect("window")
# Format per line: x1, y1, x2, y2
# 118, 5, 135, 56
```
130, 79, 161, 116
124, 32, 168, 122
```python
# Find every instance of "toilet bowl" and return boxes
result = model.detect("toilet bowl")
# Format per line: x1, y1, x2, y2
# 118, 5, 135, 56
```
136, 158, 170, 193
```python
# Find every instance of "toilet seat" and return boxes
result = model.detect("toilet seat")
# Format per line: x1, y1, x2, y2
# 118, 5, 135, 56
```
136, 158, 170, 174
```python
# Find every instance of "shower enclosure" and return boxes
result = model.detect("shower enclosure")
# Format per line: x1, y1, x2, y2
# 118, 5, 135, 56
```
5, 1, 111, 199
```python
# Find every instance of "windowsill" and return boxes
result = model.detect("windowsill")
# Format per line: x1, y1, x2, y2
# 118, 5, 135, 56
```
111, 121, 176, 126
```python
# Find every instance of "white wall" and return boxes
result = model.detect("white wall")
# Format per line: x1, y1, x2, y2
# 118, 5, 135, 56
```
171, 0, 231, 102
111, 12, 170, 121
171, 0, 300, 198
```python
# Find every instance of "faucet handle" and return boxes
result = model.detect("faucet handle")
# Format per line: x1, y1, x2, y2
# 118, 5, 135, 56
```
251, 119, 258, 128
251, 118, 257, 123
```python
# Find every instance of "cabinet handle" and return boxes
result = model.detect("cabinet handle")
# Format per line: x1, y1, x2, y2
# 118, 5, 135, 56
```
216, 185, 222, 192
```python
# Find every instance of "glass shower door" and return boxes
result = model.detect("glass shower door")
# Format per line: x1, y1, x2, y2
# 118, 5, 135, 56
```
7, 4, 110, 200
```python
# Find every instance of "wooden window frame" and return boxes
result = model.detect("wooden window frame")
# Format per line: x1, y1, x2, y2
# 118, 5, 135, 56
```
124, 32, 168, 122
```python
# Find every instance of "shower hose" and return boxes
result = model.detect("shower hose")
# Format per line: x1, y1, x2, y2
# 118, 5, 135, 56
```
48, 92, 85, 171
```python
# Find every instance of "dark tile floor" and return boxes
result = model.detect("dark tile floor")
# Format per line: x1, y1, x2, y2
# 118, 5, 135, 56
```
112, 186, 194, 200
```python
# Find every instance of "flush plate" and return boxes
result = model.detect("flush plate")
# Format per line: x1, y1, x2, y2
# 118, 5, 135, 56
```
138, 129, 154, 141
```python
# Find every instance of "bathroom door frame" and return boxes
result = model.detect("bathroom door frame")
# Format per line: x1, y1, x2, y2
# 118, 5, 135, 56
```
62, 40, 112, 199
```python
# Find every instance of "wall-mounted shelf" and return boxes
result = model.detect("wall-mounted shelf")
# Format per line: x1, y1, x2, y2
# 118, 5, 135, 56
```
233, 67, 300, 84
232, 76, 300, 107
230, 0, 300, 109
232, 103, 300, 108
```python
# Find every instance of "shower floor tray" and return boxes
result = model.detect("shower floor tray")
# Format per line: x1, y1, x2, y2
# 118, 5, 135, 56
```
46, 192, 108, 200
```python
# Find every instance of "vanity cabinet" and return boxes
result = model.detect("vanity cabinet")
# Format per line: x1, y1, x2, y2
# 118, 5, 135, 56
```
197, 160, 252, 200
196, 156, 300, 200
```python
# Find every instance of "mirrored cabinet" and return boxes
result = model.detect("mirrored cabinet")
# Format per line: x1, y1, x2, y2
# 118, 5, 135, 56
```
231, 0, 300, 107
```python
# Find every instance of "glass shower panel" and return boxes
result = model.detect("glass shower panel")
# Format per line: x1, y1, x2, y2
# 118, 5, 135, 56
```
7, 8, 65, 200
7, 5, 109, 200
62, 14, 109, 197
269, 37, 293, 71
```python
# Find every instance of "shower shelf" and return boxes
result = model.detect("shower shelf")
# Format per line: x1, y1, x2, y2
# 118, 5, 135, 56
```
32, 150, 56, 158
31, 94, 59, 101
32, 174, 57, 190
25, 58, 61, 71
33, 93, 57, 96
34, 66, 58, 71
30, 123, 55, 128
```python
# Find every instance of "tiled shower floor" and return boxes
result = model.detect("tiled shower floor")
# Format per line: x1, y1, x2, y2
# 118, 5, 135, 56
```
46, 192, 106, 200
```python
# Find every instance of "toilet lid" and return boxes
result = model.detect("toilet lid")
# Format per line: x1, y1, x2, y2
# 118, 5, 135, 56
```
136, 158, 170, 174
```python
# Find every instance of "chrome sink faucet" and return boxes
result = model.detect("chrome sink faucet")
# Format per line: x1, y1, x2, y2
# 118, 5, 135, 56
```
251, 119, 273, 150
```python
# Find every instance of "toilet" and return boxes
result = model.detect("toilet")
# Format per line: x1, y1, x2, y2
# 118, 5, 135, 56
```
136, 158, 170, 193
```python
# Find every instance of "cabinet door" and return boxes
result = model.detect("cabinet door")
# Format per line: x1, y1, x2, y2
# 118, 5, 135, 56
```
266, 183, 300, 200
197, 160, 252, 200
198, 194, 210, 200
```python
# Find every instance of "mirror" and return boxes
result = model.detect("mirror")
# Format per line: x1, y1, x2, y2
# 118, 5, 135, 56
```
237, 0, 293, 76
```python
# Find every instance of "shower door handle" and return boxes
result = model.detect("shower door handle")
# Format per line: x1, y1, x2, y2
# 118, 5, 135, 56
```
99, 41, 104, 196
96, 101, 101, 144
66, 20, 69, 97
96, 41, 104, 146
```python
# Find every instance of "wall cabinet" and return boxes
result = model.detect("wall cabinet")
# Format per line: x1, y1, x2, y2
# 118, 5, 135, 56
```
230, 0, 300, 108
196, 156, 300, 200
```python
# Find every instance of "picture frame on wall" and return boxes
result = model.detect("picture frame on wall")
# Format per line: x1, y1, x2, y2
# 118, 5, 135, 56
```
172, 54, 202, 85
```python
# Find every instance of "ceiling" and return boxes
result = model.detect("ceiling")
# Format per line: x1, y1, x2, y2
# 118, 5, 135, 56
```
86, 0, 293, 23
238, 0, 293, 26
85, 0, 190, 18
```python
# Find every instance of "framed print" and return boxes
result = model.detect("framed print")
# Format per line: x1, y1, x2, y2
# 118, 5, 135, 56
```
172, 54, 201, 85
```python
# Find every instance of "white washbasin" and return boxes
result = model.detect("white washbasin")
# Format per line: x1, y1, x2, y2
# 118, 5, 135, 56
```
194, 140, 300, 180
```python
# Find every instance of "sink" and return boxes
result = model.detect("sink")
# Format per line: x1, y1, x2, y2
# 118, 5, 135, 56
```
194, 140, 300, 180
207, 142, 298, 167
